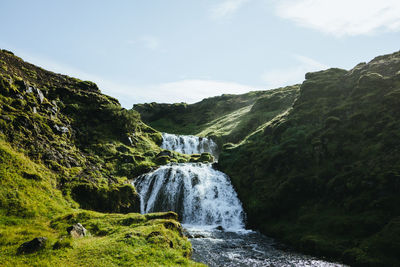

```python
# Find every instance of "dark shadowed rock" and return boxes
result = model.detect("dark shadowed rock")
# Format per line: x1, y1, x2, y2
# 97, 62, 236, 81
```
156, 150, 172, 157
17, 237, 47, 254
215, 225, 224, 231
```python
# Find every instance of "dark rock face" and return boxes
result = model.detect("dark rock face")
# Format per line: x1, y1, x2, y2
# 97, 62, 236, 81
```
67, 223, 87, 238
17, 237, 47, 254
156, 150, 172, 157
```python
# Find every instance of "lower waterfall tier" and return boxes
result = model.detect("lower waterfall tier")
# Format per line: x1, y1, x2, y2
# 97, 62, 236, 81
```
134, 163, 245, 230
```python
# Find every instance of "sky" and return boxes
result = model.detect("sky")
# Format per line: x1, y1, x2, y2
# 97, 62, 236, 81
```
1, 0, 399, 108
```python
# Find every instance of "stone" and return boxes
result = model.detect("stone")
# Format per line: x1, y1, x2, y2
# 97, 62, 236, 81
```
215, 225, 224, 231
155, 155, 170, 165
193, 234, 206, 238
17, 237, 47, 254
116, 145, 130, 153
32, 87, 45, 103
156, 150, 172, 157
67, 223, 87, 238
53, 124, 69, 134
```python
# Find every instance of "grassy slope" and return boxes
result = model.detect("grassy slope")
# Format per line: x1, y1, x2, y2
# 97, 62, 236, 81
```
0, 50, 201, 266
219, 51, 400, 266
0, 138, 201, 266
0, 49, 189, 212
133, 85, 299, 146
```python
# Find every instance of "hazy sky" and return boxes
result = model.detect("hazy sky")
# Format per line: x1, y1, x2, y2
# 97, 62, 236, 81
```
1, 0, 400, 107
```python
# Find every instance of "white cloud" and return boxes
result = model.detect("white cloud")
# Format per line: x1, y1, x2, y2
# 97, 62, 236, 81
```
261, 55, 328, 88
211, 0, 250, 19
275, 0, 400, 36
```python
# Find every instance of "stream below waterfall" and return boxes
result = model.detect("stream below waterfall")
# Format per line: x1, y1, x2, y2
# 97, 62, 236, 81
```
134, 133, 345, 267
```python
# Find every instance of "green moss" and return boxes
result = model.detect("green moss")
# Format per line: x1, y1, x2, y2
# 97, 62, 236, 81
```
218, 52, 400, 266
0, 50, 204, 266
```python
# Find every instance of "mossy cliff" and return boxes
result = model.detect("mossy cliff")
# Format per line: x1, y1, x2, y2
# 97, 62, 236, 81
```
0, 50, 201, 266
0, 49, 191, 212
135, 51, 400, 266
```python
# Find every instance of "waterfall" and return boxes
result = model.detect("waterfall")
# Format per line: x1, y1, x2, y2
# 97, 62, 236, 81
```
135, 133, 245, 230
135, 163, 245, 230
160, 133, 218, 156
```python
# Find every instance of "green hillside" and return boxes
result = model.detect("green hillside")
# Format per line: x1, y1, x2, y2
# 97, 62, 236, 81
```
133, 85, 299, 145
0, 50, 201, 266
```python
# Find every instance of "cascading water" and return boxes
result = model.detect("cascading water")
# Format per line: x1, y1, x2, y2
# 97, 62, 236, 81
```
135, 163, 244, 230
160, 132, 218, 156
134, 133, 345, 267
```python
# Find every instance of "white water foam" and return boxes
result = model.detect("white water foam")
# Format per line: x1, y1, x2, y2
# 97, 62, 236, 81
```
135, 163, 245, 231
160, 132, 218, 156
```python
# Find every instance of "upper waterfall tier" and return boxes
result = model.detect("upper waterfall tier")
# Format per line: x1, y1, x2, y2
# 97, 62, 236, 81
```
134, 163, 245, 230
161, 133, 218, 156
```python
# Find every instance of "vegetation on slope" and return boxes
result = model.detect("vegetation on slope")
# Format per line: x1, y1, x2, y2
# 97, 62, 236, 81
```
0, 50, 200, 266
133, 85, 299, 146
0, 49, 189, 212
219, 51, 400, 266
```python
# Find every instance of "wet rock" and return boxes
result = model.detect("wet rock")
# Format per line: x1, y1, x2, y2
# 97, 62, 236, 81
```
182, 229, 194, 238
67, 223, 87, 238
155, 155, 170, 165
193, 234, 206, 238
215, 225, 224, 231
199, 152, 214, 163
156, 150, 172, 157
17, 237, 47, 254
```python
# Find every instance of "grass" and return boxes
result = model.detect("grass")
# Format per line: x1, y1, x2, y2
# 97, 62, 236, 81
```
0, 136, 203, 266
0, 49, 204, 266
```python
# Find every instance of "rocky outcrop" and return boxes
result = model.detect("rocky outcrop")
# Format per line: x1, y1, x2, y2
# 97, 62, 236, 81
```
67, 223, 87, 238
17, 237, 47, 254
